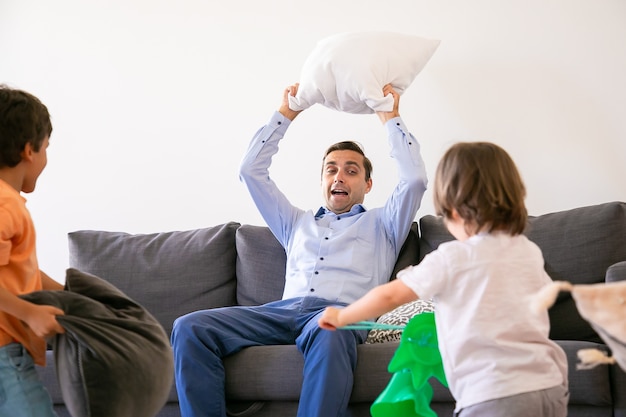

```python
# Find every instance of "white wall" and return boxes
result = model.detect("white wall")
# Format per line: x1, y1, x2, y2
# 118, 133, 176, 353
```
2, 0, 625, 282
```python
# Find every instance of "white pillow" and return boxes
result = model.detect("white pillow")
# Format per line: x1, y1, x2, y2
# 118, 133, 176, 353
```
288, 31, 440, 114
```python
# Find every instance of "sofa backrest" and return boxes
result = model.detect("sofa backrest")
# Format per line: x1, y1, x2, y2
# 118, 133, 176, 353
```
418, 201, 626, 343
234, 222, 421, 306
68, 222, 241, 336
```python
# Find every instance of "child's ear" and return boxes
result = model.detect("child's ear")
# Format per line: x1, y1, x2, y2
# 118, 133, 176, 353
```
21, 143, 34, 162
450, 209, 462, 220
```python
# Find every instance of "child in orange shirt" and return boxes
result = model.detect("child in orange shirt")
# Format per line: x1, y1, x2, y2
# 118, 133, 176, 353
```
0, 85, 65, 416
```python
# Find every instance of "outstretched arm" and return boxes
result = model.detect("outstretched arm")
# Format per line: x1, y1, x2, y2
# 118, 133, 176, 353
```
375, 84, 428, 257
239, 83, 307, 247
318, 279, 418, 330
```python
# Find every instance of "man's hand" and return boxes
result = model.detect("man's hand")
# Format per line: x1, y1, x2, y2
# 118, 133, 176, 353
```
376, 84, 401, 124
318, 306, 343, 331
278, 83, 302, 121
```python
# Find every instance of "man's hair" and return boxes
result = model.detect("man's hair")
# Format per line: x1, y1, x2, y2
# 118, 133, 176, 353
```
433, 141, 527, 235
0, 85, 52, 168
322, 141, 373, 181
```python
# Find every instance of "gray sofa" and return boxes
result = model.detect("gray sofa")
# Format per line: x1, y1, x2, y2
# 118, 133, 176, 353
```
36, 201, 626, 417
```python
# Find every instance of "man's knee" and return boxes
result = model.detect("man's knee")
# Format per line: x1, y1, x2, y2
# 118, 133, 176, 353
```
171, 310, 213, 349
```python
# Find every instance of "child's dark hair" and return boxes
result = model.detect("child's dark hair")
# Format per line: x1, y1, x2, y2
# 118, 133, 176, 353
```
322, 141, 373, 181
0, 85, 52, 168
434, 142, 527, 235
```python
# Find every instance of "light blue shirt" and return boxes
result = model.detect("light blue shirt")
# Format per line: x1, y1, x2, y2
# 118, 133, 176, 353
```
239, 112, 427, 304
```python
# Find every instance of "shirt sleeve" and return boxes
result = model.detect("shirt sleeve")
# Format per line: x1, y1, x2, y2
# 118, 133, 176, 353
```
380, 117, 428, 255
0, 206, 14, 266
397, 248, 448, 300
238, 112, 305, 247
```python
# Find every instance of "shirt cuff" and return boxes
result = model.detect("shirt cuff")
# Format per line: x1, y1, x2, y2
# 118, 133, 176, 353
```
269, 111, 292, 134
384, 116, 407, 136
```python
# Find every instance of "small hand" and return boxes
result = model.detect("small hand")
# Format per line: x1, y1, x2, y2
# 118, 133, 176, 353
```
376, 84, 400, 124
24, 304, 65, 339
318, 306, 342, 331
278, 83, 302, 121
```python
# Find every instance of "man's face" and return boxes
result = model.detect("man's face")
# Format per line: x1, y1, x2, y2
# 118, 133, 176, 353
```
321, 149, 372, 214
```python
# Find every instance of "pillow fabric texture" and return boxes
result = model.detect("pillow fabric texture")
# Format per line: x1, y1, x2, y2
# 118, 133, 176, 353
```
366, 299, 434, 344
235, 224, 287, 306
21, 268, 173, 417
67, 222, 240, 336
288, 31, 440, 114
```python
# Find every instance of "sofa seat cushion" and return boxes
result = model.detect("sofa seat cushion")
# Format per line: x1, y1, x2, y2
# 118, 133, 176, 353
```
68, 222, 240, 336
560, 340, 613, 407
224, 343, 397, 403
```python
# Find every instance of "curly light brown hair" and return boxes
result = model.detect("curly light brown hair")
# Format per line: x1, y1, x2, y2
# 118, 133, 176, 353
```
433, 142, 527, 235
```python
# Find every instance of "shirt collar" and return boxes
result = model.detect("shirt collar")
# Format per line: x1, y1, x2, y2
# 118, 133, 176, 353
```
315, 204, 367, 219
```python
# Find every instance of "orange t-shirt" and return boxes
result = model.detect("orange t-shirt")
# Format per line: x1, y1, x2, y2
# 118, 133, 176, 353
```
0, 179, 46, 365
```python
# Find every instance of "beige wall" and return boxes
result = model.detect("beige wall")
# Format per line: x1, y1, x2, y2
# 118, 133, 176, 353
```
1, 0, 625, 281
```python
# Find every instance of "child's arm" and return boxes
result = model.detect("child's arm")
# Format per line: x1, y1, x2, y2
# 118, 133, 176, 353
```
40, 270, 64, 291
0, 287, 65, 338
318, 279, 418, 330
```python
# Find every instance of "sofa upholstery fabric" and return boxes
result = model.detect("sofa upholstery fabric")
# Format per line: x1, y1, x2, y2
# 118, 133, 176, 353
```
68, 222, 241, 336
32, 201, 626, 417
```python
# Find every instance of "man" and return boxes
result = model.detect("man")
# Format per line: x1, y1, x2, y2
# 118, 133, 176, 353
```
171, 83, 427, 417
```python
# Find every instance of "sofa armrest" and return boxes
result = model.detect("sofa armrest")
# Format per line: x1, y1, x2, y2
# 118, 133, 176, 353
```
606, 261, 626, 283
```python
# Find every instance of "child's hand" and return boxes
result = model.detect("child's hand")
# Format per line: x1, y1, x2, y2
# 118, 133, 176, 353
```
318, 307, 342, 331
24, 304, 65, 339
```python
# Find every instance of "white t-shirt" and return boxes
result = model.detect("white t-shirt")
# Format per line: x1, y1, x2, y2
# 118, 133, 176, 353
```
397, 232, 568, 411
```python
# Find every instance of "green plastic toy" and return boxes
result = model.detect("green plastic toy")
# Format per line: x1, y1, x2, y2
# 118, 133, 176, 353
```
370, 312, 447, 417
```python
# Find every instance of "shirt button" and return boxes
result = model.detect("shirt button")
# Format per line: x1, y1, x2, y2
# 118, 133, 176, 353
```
320, 257, 324, 261
278, 121, 282, 125
310, 288, 315, 292
324, 237, 329, 240
314, 271, 319, 275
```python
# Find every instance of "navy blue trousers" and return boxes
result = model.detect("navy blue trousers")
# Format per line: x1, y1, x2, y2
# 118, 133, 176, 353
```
171, 297, 367, 417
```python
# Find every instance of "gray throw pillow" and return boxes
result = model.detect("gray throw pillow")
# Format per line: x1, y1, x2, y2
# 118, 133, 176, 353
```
68, 222, 240, 336
21, 268, 173, 417
235, 225, 286, 306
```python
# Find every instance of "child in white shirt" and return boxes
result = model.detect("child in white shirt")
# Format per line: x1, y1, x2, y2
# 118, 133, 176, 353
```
319, 141, 569, 417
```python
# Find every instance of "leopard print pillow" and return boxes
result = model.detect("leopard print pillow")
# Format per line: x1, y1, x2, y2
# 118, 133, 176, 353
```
365, 299, 435, 344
